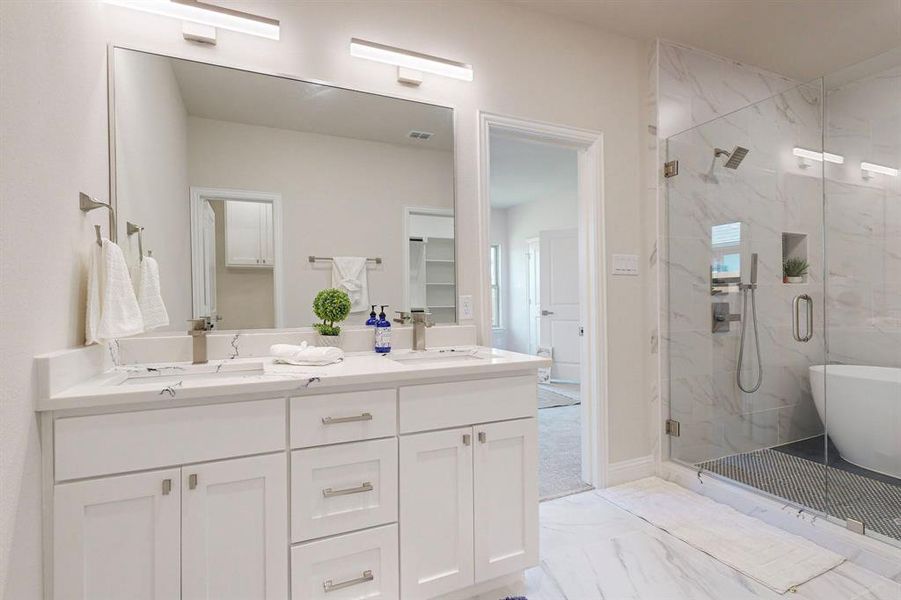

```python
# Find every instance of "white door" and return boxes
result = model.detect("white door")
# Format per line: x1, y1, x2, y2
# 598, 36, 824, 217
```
473, 418, 538, 582
199, 201, 218, 319
182, 453, 288, 600
53, 469, 181, 600
539, 228, 581, 382
225, 200, 264, 266
399, 427, 474, 599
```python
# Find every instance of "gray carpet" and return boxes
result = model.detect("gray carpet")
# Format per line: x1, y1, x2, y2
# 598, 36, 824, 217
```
538, 383, 580, 409
699, 449, 901, 541
538, 404, 591, 499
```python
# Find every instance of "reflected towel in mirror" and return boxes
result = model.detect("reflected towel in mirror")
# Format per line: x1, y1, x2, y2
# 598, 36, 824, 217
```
331, 256, 369, 313
86, 239, 144, 345
136, 256, 169, 331
270, 342, 344, 366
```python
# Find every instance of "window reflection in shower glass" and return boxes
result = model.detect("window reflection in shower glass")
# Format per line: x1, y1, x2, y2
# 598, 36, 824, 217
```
711, 221, 742, 294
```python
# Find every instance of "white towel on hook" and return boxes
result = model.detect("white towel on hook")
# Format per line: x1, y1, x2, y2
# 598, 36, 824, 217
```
331, 256, 369, 313
86, 239, 144, 345
136, 256, 169, 331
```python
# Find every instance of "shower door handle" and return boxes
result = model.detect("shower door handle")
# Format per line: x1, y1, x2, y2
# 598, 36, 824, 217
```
792, 294, 813, 342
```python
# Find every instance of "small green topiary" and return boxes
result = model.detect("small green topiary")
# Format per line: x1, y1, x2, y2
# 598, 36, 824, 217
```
783, 257, 810, 278
313, 288, 351, 336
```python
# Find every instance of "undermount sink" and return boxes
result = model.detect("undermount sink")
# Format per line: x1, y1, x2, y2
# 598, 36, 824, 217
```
115, 361, 265, 387
388, 348, 486, 365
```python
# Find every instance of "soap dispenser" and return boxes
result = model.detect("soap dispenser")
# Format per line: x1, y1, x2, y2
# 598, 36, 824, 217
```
365, 305, 378, 327
375, 305, 391, 353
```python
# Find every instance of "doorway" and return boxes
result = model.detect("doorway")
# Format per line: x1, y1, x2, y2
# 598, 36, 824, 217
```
481, 114, 606, 499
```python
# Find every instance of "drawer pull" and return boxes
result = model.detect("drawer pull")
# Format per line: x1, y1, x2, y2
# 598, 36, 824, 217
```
323, 569, 374, 593
162, 478, 172, 495
188, 473, 198, 490
322, 481, 373, 498
463, 433, 471, 446
478, 431, 487, 443
321, 412, 373, 425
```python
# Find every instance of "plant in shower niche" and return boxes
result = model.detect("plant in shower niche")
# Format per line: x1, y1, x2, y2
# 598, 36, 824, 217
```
783, 257, 809, 283
312, 288, 351, 337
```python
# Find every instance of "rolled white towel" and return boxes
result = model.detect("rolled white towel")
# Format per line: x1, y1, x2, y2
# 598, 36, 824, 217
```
270, 342, 344, 366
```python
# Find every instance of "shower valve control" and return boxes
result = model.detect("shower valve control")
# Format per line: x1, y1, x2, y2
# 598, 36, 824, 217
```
712, 302, 740, 333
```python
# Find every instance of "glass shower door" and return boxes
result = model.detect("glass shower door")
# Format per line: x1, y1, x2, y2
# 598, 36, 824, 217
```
665, 81, 829, 512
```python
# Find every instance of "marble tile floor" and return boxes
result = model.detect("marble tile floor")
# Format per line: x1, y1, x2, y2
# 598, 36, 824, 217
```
468, 488, 901, 600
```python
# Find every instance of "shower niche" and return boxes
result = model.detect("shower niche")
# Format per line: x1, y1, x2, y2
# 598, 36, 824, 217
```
782, 232, 809, 284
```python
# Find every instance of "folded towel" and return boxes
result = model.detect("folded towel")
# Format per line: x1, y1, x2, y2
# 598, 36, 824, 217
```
86, 240, 144, 345
331, 256, 369, 313
136, 256, 169, 331
270, 342, 344, 366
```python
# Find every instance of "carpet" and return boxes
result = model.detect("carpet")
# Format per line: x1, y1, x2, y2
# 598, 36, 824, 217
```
538, 384, 580, 409
538, 404, 590, 499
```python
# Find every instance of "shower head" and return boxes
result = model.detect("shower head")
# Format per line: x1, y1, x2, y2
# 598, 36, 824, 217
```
714, 146, 750, 169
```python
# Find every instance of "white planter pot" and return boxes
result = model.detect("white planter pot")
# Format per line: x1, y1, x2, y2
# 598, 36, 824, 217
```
785, 276, 804, 284
316, 333, 343, 348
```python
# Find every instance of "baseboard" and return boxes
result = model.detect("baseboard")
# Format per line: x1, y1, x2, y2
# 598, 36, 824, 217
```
659, 460, 901, 581
606, 454, 656, 487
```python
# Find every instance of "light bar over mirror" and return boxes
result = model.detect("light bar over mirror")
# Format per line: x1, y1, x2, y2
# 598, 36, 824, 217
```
102, 0, 280, 40
350, 38, 473, 82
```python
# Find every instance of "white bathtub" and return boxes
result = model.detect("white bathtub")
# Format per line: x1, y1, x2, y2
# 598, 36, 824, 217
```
810, 365, 901, 479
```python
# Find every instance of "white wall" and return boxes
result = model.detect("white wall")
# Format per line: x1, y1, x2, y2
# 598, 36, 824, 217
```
187, 116, 453, 327
113, 48, 192, 327
0, 2, 647, 595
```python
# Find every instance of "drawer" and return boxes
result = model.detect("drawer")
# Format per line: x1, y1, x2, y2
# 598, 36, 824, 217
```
290, 389, 396, 448
291, 524, 398, 600
54, 398, 285, 481
292, 438, 397, 542
399, 375, 536, 433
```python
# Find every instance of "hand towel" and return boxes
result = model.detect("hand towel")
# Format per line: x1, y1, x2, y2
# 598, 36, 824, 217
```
136, 256, 169, 331
86, 240, 144, 345
331, 256, 369, 313
270, 342, 344, 366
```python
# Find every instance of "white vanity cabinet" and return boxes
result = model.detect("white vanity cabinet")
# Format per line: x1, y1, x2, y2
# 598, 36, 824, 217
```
225, 199, 274, 267
42, 364, 542, 600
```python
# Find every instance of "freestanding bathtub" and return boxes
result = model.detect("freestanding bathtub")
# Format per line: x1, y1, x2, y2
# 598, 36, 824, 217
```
810, 365, 901, 479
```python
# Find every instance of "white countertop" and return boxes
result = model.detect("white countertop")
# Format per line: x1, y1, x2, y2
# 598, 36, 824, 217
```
38, 346, 550, 412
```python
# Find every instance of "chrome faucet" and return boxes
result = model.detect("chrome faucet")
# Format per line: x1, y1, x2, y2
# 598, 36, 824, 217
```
394, 311, 434, 351
187, 317, 214, 364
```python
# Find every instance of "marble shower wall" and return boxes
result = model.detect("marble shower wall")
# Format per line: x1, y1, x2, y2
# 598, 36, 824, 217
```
824, 64, 901, 368
649, 41, 827, 465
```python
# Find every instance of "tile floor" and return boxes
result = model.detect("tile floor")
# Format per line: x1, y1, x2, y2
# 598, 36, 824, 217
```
468, 488, 901, 600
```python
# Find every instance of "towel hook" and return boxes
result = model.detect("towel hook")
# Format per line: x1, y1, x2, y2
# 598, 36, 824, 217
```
80, 192, 116, 244
127, 221, 144, 261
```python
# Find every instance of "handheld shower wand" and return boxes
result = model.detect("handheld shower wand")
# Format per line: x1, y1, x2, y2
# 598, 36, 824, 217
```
737, 253, 763, 393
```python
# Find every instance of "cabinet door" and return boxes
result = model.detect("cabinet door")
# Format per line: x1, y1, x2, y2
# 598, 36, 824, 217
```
473, 418, 538, 582
225, 200, 264, 266
53, 469, 180, 600
260, 202, 274, 266
399, 427, 473, 599
182, 453, 288, 600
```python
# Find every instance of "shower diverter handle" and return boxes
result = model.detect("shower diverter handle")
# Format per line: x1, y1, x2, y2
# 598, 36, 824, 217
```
792, 294, 813, 342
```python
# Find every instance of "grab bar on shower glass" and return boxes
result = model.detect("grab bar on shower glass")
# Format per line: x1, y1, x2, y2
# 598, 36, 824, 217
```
792, 294, 813, 342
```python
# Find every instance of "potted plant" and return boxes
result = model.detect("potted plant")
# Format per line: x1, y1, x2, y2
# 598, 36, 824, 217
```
312, 288, 351, 346
783, 257, 809, 284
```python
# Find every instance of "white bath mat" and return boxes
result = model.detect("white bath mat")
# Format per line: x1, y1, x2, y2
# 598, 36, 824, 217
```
599, 477, 845, 593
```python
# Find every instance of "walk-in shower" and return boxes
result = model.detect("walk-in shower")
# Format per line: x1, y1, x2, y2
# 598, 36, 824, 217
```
665, 48, 901, 547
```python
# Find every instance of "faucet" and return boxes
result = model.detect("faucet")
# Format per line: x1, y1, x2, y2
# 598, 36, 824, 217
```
187, 317, 214, 364
394, 311, 434, 351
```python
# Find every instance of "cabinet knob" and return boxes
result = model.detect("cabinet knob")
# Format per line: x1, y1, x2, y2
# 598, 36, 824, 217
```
462, 433, 471, 446
162, 478, 172, 495
478, 431, 487, 443
188, 473, 198, 490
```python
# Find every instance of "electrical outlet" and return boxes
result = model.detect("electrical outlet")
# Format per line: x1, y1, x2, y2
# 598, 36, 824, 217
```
459, 295, 474, 320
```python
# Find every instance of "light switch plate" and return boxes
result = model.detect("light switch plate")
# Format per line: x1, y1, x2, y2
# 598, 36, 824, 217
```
459, 295, 474, 320
612, 254, 639, 276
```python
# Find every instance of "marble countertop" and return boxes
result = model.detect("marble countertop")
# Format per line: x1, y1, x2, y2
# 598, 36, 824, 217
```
38, 346, 550, 412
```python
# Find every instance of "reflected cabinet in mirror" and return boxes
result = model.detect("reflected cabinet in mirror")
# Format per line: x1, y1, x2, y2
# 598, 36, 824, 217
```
112, 47, 455, 332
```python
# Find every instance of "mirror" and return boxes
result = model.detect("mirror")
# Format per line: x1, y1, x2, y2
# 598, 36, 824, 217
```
112, 47, 455, 332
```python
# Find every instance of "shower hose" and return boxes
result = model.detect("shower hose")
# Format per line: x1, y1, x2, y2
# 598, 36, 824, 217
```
736, 285, 763, 393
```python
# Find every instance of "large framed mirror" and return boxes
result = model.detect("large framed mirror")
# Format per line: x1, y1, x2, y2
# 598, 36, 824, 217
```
111, 47, 456, 333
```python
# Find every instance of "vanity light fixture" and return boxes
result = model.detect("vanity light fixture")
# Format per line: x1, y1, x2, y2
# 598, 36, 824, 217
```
350, 38, 473, 84
792, 147, 844, 166
101, 0, 280, 41
861, 161, 899, 178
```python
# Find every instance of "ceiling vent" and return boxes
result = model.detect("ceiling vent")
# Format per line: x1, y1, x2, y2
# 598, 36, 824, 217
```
408, 130, 434, 141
